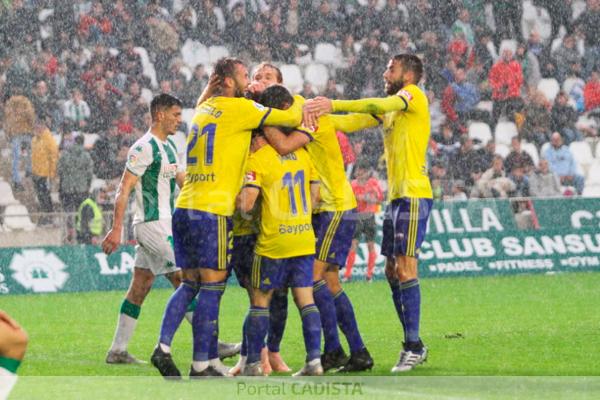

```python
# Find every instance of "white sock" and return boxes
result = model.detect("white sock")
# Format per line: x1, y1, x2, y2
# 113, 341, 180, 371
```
209, 358, 224, 367
184, 311, 193, 324
234, 355, 247, 369
159, 343, 171, 354
192, 361, 209, 371
0, 368, 18, 400
110, 313, 138, 352
308, 358, 321, 367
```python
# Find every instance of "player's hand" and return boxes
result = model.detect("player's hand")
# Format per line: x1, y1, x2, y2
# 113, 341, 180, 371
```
246, 81, 266, 97
102, 228, 121, 255
304, 97, 333, 114
0, 310, 21, 331
196, 74, 221, 107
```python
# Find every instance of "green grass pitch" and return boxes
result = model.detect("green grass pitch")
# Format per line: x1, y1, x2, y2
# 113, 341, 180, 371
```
3, 272, 600, 399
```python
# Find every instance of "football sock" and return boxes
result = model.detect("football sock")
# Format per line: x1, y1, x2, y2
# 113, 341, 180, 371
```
400, 279, 421, 344
388, 279, 406, 336
345, 250, 356, 279
246, 306, 269, 364
313, 280, 342, 353
367, 252, 377, 279
300, 304, 321, 362
333, 289, 365, 353
0, 363, 19, 400
193, 281, 225, 364
240, 314, 249, 356
159, 281, 198, 349
267, 290, 288, 353
110, 299, 140, 352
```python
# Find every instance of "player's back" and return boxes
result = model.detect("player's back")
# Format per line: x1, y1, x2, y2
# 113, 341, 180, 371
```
177, 96, 270, 216
245, 145, 317, 258
383, 84, 432, 200
305, 114, 357, 212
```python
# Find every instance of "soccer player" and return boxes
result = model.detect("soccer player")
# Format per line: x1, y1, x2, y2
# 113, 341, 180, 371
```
238, 85, 323, 376
168, 58, 302, 378
102, 94, 187, 365
344, 162, 384, 282
264, 104, 379, 372
304, 54, 433, 372
0, 310, 27, 400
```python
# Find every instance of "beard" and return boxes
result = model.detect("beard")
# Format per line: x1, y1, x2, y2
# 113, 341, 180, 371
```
385, 78, 404, 95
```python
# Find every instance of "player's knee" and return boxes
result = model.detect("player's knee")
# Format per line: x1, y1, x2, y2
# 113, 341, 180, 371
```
325, 276, 342, 294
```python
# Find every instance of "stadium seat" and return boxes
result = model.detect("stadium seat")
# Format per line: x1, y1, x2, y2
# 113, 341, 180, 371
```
83, 133, 99, 149
586, 159, 600, 185
475, 100, 493, 113
521, 141, 540, 166
304, 63, 329, 92
182, 108, 196, 126
537, 78, 560, 103
314, 42, 340, 66
468, 122, 492, 145
280, 64, 304, 93
134, 46, 158, 88
181, 39, 209, 69
208, 46, 230, 65
90, 178, 107, 192
3, 204, 36, 231
495, 143, 510, 158
0, 180, 18, 206
295, 44, 313, 66
582, 185, 600, 197
569, 141, 594, 174
494, 121, 518, 147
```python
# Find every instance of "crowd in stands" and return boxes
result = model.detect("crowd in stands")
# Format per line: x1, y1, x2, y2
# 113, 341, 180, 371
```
1, 0, 600, 226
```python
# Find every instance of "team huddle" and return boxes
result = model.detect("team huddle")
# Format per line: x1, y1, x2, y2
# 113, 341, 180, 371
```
101, 54, 433, 378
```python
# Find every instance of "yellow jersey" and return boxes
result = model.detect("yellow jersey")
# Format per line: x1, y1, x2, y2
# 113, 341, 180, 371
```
244, 145, 318, 258
176, 96, 302, 216
332, 84, 432, 200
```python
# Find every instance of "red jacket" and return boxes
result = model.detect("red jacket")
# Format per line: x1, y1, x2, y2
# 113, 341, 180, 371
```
489, 59, 523, 100
584, 80, 600, 111
336, 131, 355, 165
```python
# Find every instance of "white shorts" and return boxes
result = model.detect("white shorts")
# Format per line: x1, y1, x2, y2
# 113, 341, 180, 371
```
133, 220, 179, 276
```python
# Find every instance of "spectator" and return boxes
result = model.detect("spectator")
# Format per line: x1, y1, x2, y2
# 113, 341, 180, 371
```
429, 160, 452, 200
551, 91, 583, 144
448, 136, 484, 190
419, 31, 447, 95
408, 0, 434, 40
543, 132, 584, 195
516, 42, 542, 90
529, 158, 562, 197
451, 180, 469, 200
472, 28, 497, 76
267, 12, 295, 63
91, 124, 122, 180
451, 8, 475, 47
381, 0, 409, 44
63, 88, 91, 132
120, 80, 149, 129
224, 3, 252, 57
520, 90, 552, 149
299, 82, 317, 99
116, 38, 143, 79
282, 0, 301, 40
442, 68, 483, 131
354, 0, 382, 41
87, 79, 120, 133
472, 155, 516, 198
75, 189, 104, 245
78, 1, 113, 45
309, 0, 341, 47
196, 0, 226, 45
58, 135, 94, 212
584, 69, 600, 111
432, 123, 460, 162
504, 137, 535, 174
573, 0, 600, 77
110, 0, 134, 47
553, 35, 583, 83
476, 141, 497, 172
507, 164, 530, 197
321, 78, 343, 100
336, 131, 356, 178
533, 0, 572, 40
31, 120, 58, 225
344, 162, 383, 283
489, 42, 524, 124
51, 62, 71, 102
493, 0, 523, 44
428, 90, 446, 137
31, 80, 56, 128
4, 94, 35, 192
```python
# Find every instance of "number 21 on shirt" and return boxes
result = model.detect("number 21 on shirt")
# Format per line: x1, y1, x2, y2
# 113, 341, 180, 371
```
187, 123, 216, 166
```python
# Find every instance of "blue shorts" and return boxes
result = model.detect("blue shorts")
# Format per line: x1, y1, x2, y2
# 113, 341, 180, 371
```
251, 254, 314, 291
172, 208, 233, 270
381, 204, 394, 258
381, 198, 432, 259
230, 234, 257, 288
312, 210, 357, 268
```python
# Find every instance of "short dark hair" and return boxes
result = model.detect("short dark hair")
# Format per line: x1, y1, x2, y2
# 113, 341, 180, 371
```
75, 135, 84, 146
150, 93, 182, 120
254, 62, 283, 83
393, 54, 424, 83
258, 85, 293, 109
213, 57, 245, 81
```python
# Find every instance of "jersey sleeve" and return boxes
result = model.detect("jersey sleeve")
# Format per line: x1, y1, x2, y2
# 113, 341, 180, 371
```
330, 113, 382, 133
243, 153, 263, 189
126, 142, 154, 176
332, 95, 408, 115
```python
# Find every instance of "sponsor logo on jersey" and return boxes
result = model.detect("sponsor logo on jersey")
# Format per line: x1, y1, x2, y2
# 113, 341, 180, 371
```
245, 171, 257, 183
398, 89, 413, 101
9, 249, 69, 293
